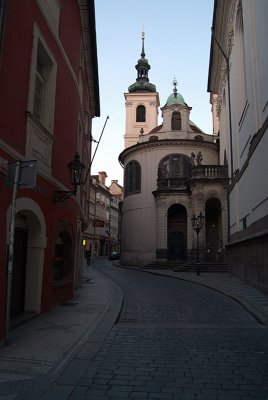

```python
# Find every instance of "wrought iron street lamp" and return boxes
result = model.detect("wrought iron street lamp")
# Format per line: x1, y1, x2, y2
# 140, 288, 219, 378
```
54, 152, 85, 202
191, 212, 205, 276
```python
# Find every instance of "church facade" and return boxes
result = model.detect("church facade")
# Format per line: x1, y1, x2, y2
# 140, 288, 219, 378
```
119, 36, 229, 267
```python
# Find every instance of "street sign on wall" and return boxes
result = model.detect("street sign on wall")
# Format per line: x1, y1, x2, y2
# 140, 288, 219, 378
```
6, 160, 37, 189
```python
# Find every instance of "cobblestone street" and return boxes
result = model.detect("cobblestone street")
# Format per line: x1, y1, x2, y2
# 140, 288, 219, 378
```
1, 259, 268, 400
76, 263, 268, 400
85, 324, 267, 400
46, 260, 268, 400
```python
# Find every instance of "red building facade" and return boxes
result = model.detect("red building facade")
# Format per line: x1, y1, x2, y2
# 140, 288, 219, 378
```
0, 0, 100, 338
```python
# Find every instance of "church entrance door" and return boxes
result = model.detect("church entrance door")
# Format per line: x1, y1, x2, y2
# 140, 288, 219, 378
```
167, 204, 187, 261
168, 230, 186, 260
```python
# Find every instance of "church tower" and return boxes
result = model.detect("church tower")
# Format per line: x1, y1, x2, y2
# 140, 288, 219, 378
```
124, 33, 160, 148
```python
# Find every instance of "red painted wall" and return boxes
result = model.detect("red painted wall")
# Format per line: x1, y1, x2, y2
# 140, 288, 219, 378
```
59, 1, 82, 79
0, 0, 93, 338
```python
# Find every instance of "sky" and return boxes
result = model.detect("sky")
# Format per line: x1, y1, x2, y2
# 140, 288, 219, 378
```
91, 0, 214, 186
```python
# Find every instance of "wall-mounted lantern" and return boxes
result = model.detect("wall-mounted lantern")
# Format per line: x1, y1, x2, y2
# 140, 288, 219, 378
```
54, 153, 85, 203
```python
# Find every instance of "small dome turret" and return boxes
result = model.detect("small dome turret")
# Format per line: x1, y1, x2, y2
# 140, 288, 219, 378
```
164, 78, 187, 107
166, 92, 186, 106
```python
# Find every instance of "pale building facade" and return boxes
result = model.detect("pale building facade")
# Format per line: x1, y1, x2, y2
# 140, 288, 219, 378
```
85, 173, 122, 256
119, 37, 228, 267
109, 196, 121, 252
208, 0, 268, 294
109, 180, 123, 252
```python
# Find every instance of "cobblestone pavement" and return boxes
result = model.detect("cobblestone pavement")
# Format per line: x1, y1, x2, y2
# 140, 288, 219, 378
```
137, 267, 268, 326
0, 262, 123, 400
43, 261, 268, 400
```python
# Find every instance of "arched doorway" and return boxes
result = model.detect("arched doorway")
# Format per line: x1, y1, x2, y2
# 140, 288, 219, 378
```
12, 214, 28, 315
167, 204, 187, 260
205, 198, 223, 262
7, 198, 47, 316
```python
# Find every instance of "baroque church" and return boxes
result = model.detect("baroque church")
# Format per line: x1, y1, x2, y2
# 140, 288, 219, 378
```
119, 35, 229, 267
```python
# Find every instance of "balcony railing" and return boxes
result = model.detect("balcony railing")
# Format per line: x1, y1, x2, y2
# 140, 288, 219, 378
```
156, 165, 228, 192
191, 165, 228, 179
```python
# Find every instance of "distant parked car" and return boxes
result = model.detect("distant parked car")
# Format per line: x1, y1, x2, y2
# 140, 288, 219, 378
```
108, 251, 119, 260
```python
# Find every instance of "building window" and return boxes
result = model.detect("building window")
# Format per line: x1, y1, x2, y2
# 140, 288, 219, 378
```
27, 25, 57, 133
53, 230, 73, 283
136, 105, 146, 122
172, 111, 181, 130
158, 154, 191, 179
157, 154, 191, 191
33, 49, 46, 119
124, 160, 141, 196
242, 216, 247, 230
33, 39, 56, 129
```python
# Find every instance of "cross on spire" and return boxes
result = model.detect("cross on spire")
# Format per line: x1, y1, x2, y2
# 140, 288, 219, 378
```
173, 77, 178, 98
141, 30, 145, 58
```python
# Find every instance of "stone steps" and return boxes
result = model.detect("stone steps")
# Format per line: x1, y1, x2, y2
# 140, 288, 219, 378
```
143, 262, 230, 273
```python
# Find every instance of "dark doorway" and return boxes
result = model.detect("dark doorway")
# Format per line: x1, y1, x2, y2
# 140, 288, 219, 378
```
11, 229, 28, 315
168, 204, 187, 260
205, 198, 223, 262
168, 231, 186, 259
205, 198, 222, 250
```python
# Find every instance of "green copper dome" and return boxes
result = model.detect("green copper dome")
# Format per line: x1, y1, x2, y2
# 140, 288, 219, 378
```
137, 56, 149, 65
166, 92, 186, 106
128, 81, 156, 92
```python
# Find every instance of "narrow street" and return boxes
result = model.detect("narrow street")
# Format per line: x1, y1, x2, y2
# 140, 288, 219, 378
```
0, 258, 268, 400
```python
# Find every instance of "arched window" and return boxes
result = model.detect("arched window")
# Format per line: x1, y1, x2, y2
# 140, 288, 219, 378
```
136, 105, 146, 122
171, 111, 181, 130
158, 154, 191, 179
124, 160, 141, 196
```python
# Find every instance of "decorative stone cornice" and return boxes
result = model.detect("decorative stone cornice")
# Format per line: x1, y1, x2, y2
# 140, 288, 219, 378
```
215, 58, 229, 117
216, 94, 222, 117
221, 61, 228, 88
119, 138, 218, 164
212, 0, 239, 116
226, 21, 234, 56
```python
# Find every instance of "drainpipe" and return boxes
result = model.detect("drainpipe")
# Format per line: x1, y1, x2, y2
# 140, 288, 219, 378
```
0, 0, 6, 66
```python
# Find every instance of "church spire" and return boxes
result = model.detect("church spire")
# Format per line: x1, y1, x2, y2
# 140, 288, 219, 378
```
128, 32, 156, 93
141, 30, 145, 58
136, 31, 149, 82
